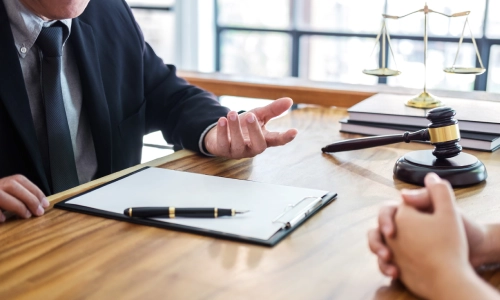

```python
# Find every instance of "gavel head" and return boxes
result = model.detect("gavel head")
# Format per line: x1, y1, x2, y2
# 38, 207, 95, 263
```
426, 107, 462, 159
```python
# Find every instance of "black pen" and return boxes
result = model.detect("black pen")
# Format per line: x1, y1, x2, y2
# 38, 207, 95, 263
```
123, 207, 250, 218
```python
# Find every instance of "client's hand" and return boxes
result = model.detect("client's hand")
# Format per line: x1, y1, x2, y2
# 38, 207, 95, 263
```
368, 178, 490, 279
0, 175, 49, 222
203, 97, 298, 159
384, 173, 473, 299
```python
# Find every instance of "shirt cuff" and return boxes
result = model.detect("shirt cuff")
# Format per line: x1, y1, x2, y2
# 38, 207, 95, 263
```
198, 122, 218, 157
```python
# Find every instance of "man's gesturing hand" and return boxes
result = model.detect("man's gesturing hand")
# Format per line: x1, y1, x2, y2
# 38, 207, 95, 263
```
203, 97, 298, 159
0, 175, 49, 222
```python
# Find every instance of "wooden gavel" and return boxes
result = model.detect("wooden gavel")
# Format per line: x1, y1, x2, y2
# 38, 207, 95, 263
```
322, 107, 462, 159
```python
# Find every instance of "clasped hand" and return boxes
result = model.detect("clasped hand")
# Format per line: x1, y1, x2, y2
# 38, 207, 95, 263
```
204, 97, 298, 159
368, 173, 494, 299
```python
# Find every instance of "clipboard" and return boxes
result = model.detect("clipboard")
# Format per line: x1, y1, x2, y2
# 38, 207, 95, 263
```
55, 167, 337, 247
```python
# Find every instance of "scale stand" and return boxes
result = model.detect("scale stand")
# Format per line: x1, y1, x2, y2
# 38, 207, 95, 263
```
363, 3, 486, 109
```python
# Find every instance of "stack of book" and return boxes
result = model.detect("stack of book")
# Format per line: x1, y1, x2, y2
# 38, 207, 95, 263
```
340, 93, 500, 152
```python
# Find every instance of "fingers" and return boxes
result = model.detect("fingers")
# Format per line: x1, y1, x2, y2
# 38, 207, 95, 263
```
5, 181, 44, 216
401, 188, 433, 213
368, 228, 399, 278
220, 112, 268, 158
378, 205, 398, 238
0, 175, 47, 221
249, 97, 293, 125
15, 175, 49, 208
215, 117, 230, 157
211, 108, 297, 159
424, 173, 456, 214
368, 228, 391, 261
245, 113, 267, 155
264, 129, 298, 147
378, 257, 399, 279
227, 111, 246, 157
0, 190, 33, 219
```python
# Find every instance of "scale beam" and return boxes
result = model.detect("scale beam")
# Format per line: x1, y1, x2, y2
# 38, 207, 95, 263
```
431, 10, 470, 18
383, 10, 470, 19
364, 3, 486, 109
383, 9, 423, 20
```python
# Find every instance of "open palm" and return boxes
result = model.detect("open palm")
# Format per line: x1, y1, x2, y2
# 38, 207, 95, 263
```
204, 97, 298, 159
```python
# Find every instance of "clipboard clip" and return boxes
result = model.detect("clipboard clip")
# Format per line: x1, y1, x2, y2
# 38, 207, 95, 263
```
272, 196, 323, 229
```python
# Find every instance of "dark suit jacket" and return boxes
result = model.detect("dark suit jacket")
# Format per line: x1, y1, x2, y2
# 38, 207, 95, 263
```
0, 0, 229, 195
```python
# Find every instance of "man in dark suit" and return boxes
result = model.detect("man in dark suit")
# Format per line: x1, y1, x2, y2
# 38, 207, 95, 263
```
0, 0, 298, 222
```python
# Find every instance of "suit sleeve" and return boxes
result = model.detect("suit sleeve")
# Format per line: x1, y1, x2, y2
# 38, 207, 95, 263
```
124, 2, 230, 154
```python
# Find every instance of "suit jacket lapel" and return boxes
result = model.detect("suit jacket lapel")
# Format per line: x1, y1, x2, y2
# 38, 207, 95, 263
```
69, 19, 112, 178
0, 1, 50, 193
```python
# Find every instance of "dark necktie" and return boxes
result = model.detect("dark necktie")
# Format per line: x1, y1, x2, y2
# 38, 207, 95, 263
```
36, 24, 79, 193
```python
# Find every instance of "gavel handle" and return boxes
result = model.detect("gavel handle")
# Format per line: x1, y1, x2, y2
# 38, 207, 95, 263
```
321, 129, 430, 153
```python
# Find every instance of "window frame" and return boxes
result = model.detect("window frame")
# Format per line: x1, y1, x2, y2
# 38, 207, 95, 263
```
214, 0, 500, 91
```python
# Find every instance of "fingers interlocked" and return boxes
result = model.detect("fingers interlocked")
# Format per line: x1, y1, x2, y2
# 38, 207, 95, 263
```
368, 205, 399, 278
368, 173, 459, 280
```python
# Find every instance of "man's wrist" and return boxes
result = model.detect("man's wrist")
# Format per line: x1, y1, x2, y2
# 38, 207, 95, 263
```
198, 122, 217, 157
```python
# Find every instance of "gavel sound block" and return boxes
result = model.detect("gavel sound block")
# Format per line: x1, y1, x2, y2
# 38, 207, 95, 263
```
322, 107, 487, 187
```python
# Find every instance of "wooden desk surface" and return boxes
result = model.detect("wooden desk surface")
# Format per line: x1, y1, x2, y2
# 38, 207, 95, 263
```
1, 106, 499, 299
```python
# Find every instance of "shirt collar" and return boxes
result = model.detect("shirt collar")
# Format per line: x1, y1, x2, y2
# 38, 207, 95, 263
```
3, 0, 72, 58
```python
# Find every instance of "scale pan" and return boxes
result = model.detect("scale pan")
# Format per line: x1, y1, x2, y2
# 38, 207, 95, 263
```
443, 67, 486, 75
363, 68, 401, 77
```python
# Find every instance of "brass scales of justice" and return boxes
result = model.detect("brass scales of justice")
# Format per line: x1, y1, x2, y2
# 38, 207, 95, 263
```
363, 3, 486, 109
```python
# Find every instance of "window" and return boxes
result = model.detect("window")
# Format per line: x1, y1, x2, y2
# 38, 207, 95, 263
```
215, 0, 500, 92
487, 46, 500, 93
387, 40, 477, 91
126, 0, 175, 63
220, 31, 292, 77
300, 36, 378, 85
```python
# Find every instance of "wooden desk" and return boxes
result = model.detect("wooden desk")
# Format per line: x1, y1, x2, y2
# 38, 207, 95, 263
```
1, 106, 499, 299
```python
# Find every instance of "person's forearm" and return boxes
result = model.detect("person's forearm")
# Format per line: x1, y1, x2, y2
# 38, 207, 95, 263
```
433, 267, 499, 300
480, 223, 500, 265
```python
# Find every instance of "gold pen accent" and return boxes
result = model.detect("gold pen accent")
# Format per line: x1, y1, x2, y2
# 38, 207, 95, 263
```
214, 208, 218, 218
169, 207, 175, 218
129, 208, 132, 217
231, 209, 235, 216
